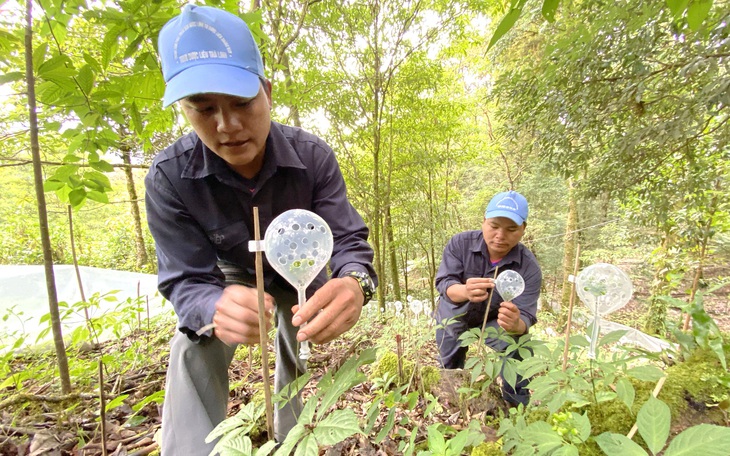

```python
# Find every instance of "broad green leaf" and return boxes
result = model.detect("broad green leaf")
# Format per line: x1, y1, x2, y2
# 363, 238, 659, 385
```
317, 349, 372, 415
616, 377, 635, 410
68, 188, 87, 208
89, 159, 114, 173
101, 25, 122, 70
274, 423, 306, 456
542, 0, 561, 22
86, 190, 109, 204
131, 101, 144, 134
83, 52, 102, 73
487, 0, 528, 52
522, 421, 563, 453
637, 397, 670, 454
502, 358, 518, 389
573, 412, 591, 441
43, 179, 65, 192
470, 360, 483, 384
36, 80, 66, 104
599, 330, 629, 347
666, 0, 689, 17
32, 43, 49, 72
0, 71, 23, 85
51, 164, 79, 182
36, 54, 76, 78
686, 0, 712, 31
104, 393, 129, 412
364, 399, 381, 434
312, 409, 360, 446
663, 424, 730, 456
77, 64, 95, 95
375, 407, 395, 444
595, 433, 648, 456
293, 434, 318, 456
626, 366, 666, 382
426, 424, 447, 453
254, 441, 278, 456
215, 434, 251, 455
553, 445, 579, 456
447, 429, 470, 453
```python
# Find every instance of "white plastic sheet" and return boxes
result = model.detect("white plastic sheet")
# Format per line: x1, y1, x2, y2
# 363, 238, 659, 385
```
0, 265, 170, 350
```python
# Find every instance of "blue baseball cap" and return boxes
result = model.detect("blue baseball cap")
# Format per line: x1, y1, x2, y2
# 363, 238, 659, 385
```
484, 191, 529, 225
158, 4, 266, 107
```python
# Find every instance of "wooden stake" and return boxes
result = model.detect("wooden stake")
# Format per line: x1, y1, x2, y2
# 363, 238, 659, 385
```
98, 360, 108, 456
253, 207, 275, 440
478, 267, 500, 354
562, 244, 581, 372
396, 334, 404, 384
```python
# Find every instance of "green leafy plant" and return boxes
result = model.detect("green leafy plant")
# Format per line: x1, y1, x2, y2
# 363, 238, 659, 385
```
207, 348, 377, 456
660, 283, 729, 370
418, 421, 485, 456
596, 397, 730, 455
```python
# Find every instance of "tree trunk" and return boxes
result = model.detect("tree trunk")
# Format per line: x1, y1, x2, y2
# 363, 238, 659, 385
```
25, 0, 71, 393
559, 179, 579, 325
120, 146, 148, 269
386, 206, 401, 301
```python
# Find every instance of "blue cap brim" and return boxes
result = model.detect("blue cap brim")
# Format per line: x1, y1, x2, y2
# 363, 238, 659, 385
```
485, 210, 525, 226
162, 64, 262, 107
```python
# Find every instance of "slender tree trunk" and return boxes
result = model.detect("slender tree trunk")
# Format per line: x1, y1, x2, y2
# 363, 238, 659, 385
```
25, 0, 71, 393
386, 206, 401, 301
280, 55, 301, 128
427, 170, 437, 312
559, 179, 579, 325
120, 146, 148, 269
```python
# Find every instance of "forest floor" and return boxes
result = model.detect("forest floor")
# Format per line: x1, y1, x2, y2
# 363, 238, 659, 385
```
1, 260, 728, 456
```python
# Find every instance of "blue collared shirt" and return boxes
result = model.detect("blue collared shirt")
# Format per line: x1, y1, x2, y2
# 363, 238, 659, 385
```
434, 230, 542, 337
145, 122, 376, 338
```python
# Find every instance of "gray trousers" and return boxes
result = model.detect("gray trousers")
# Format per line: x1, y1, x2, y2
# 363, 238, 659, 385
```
161, 279, 306, 455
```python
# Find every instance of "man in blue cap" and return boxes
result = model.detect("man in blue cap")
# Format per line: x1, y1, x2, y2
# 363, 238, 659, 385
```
146, 4, 376, 454
434, 190, 542, 407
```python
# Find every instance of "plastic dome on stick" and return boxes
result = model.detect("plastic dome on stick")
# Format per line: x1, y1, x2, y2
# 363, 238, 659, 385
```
264, 209, 333, 360
575, 263, 633, 359
495, 270, 525, 302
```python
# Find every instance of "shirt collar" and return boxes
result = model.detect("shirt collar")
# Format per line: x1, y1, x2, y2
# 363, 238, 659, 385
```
180, 122, 306, 181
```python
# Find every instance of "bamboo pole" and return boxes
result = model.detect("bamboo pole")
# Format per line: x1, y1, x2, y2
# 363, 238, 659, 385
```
253, 207, 275, 439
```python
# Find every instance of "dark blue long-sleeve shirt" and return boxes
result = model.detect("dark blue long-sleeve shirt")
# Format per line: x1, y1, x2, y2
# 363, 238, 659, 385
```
144, 122, 376, 338
434, 230, 542, 337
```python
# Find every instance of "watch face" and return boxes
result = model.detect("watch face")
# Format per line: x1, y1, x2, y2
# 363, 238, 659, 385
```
347, 271, 374, 300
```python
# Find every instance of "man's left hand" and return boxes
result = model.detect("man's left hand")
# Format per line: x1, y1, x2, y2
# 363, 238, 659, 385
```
291, 277, 364, 344
497, 301, 526, 334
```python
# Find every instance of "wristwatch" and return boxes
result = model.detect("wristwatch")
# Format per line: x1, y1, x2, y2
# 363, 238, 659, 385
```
343, 271, 375, 303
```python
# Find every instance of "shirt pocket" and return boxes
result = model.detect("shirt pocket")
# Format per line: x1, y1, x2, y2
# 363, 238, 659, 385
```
206, 220, 249, 252
464, 266, 484, 280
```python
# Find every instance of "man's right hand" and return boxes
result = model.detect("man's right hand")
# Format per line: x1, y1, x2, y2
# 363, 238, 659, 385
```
213, 285, 275, 346
447, 277, 495, 303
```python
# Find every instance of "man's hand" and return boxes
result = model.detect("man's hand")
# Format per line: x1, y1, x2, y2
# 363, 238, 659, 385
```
447, 277, 495, 303
498, 301, 526, 334
213, 285, 275, 346
291, 277, 364, 345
